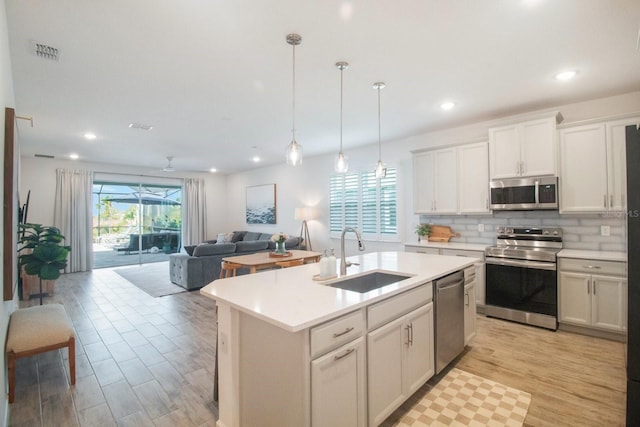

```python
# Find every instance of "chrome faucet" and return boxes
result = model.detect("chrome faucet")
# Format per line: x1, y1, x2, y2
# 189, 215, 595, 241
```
340, 227, 366, 275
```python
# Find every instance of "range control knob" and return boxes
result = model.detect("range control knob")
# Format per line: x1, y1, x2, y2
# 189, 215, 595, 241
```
543, 230, 549, 235
506, 228, 513, 234
553, 230, 559, 235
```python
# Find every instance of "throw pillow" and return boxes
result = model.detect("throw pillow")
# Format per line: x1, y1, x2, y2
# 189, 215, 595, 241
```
184, 245, 197, 256
215, 232, 228, 244
226, 232, 234, 243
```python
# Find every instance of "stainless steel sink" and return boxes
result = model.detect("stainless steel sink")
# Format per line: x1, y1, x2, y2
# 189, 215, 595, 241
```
329, 271, 411, 293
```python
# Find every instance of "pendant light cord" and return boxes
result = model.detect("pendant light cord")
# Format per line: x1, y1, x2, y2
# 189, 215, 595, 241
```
377, 86, 382, 161
339, 66, 343, 152
292, 43, 296, 141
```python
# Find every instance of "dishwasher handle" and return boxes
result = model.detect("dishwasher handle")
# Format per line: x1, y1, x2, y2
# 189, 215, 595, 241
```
437, 282, 463, 293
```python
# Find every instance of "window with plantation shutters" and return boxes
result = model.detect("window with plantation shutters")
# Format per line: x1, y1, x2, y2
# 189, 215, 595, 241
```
329, 168, 398, 240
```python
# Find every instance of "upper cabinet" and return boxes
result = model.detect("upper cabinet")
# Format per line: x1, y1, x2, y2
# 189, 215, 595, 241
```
559, 117, 638, 213
413, 141, 489, 215
489, 116, 557, 179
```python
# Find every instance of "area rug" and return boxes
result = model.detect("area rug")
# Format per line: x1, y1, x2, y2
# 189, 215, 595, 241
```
114, 261, 187, 297
382, 368, 531, 427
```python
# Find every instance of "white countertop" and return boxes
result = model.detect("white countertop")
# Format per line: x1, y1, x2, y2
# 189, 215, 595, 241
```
557, 249, 626, 262
404, 241, 489, 252
200, 251, 477, 333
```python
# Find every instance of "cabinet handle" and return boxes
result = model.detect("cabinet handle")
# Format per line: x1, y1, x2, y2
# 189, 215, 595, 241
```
333, 327, 354, 338
486, 198, 489, 210
515, 161, 520, 175
465, 291, 469, 306
604, 195, 608, 208
610, 194, 614, 208
593, 280, 597, 295
333, 348, 355, 361
409, 323, 414, 346
587, 279, 591, 295
520, 161, 525, 175
582, 265, 601, 270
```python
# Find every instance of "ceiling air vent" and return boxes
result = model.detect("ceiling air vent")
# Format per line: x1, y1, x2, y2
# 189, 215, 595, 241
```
34, 154, 55, 159
31, 41, 60, 61
128, 123, 153, 131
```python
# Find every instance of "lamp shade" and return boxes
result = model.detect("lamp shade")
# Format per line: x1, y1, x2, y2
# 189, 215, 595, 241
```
294, 207, 314, 221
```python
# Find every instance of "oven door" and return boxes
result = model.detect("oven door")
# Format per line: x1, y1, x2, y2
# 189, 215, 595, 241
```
485, 257, 557, 317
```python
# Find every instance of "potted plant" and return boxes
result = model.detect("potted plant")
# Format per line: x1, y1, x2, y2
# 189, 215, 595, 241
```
415, 223, 432, 242
17, 223, 71, 304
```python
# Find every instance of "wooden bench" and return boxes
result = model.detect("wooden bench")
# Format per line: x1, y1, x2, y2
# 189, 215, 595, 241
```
6, 304, 75, 403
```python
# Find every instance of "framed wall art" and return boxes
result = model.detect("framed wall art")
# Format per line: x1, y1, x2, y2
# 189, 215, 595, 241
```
246, 184, 276, 224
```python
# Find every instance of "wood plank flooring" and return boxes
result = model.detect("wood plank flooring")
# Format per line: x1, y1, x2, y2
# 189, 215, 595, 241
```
8, 266, 626, 426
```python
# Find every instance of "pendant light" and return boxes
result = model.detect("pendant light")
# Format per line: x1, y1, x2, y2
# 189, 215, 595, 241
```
373, 82, 386, 178
285, 33, 303, 166
334, 61, 349, 173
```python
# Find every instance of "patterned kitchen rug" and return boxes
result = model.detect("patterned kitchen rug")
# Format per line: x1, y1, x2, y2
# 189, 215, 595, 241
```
382, 368, 531, 427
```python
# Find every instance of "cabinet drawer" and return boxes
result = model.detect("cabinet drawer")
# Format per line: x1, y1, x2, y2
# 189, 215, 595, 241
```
440, 249, 485, 261
368, 283, 433, 331
404, 245, 439, 255
311, 310, 365, 359
559, 258, 626, 276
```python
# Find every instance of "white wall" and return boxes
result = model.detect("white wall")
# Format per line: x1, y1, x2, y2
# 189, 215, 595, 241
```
225, 90, 640, 256
0, 0, 17, 424
19, 156, 228, 241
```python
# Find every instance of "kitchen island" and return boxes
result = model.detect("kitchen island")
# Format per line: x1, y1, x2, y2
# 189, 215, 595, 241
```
200, 251, 477, 427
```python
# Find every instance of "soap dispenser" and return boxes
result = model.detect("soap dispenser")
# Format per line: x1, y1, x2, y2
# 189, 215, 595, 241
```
328, 248, 337, 276
319, 250, 330, 278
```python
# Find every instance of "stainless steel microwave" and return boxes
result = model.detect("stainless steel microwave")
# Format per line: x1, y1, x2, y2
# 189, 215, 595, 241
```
489, 176, 558, 210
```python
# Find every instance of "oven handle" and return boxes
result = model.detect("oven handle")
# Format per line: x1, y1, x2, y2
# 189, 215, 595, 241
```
485, 256, 556, 271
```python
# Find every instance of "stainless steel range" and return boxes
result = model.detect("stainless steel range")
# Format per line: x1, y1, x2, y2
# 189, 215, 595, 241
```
484, 226, 562, 330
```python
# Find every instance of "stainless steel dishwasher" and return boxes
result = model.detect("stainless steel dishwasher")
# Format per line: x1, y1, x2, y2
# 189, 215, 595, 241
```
434, 270, 465, 374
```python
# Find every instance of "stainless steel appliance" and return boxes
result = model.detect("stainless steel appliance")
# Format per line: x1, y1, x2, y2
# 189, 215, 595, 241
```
484, 226, 562, 330
626, 122, 640, 425
489, 176, 558, 210
434, 270, 464, 374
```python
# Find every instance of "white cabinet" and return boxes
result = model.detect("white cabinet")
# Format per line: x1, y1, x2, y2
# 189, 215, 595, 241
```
367, 303, 434, 426
464, 281, 476, 345
558, 258, 627, 333
413, 148, 457, 214
489, 116, 557, 179
559, 117, 637, 213
311, 337, 366, 427
458, 141, 490, 213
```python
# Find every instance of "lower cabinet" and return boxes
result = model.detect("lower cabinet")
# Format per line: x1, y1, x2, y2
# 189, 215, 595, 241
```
464, 281, 476, 345
311, 337, 366, 427
367, 303, 434, 426
558, 258, 627, 333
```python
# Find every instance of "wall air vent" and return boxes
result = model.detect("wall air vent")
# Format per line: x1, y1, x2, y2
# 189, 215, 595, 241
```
31, 41, 60, 61
34, 154, 55, 159
128, 123, 153, 131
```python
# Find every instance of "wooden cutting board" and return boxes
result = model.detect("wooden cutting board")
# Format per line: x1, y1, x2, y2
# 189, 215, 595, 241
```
428, 225, 461, 242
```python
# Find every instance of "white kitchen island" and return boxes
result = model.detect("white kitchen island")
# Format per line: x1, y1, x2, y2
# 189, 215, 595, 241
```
200, 251, 477, 427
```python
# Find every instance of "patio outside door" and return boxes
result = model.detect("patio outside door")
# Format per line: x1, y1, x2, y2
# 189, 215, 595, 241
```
92, 181, 182, 268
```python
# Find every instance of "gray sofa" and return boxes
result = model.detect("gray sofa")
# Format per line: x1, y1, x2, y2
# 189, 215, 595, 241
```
169, 231, 302, 290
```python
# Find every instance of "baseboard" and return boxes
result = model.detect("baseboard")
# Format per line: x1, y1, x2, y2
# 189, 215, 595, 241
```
559, 323, 627, 342
476, 304, 486, 315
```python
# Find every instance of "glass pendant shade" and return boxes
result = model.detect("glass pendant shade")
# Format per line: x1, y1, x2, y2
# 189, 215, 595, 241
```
334, 151, 349, 173
375, 160, 387, 178
286, 140, 303, 166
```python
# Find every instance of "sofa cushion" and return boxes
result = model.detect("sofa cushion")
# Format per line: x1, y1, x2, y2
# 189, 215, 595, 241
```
258, 233, 272, 241
235, 240, 269, 253
184, 245, 197, 256
285, 236, 301, 247
231, 231, 247, 243
193, 243, 236, 257
243, 231, 262, 241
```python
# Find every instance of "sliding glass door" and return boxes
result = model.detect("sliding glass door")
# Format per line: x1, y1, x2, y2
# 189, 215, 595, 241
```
92, 181, 182, 268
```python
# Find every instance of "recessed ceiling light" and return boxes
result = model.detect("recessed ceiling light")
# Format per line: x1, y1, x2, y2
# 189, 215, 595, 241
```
554, 70, 577, 81
210, 168, 217, 173
440, 102, 456, 111
252, 156, 261, 163
70, 153, 79, 160
83, 132, 96, 140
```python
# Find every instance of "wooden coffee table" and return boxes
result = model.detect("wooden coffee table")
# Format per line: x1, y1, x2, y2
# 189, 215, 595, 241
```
222, 250, 322, 274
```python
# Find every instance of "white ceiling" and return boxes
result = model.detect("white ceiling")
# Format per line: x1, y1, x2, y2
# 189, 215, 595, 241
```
6, 0, 640, 174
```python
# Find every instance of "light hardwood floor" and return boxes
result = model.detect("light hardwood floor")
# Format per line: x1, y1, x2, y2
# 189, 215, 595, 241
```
8, 266, 626, 426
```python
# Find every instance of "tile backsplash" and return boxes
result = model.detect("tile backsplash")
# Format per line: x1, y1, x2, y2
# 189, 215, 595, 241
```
418, 211, 626, 252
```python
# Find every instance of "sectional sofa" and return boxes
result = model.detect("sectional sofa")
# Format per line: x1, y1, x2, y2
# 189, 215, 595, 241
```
169, 231, 302, 290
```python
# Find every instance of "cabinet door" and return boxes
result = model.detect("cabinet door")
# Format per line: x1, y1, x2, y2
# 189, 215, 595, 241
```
433, 148, 458, 213
520, 117, 556, 177
458, 142, 489, 213
489, 125, 520, 179
413, 152, 435, 213
311, 337, 366, 427
404, 303, 434, 396
367, 316, 405, 426
559, 272, 591, 326
606, 118, 637, 211
464, 282, 477, 345
559, 124, 608, 212
591, 275, 626, 332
